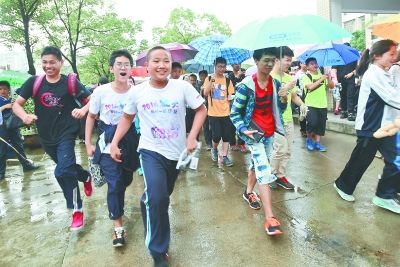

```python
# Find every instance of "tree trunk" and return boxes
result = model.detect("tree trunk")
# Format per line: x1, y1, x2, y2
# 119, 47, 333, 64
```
23, 16, 36, 75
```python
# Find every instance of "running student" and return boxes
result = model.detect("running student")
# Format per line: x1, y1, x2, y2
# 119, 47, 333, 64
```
85, 50, 139, 247
110, 46, 206, 266
13, 46, 92, 230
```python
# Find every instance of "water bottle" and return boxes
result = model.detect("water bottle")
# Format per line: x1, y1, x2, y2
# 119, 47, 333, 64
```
189, 142, 202, 170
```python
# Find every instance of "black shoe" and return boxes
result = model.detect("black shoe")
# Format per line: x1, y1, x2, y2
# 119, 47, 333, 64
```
154, 253, 170, 267
112, 228, 126, 247
347, 113, 356, 121
0, 174, 5, 180
23, 164, 40, 172
242, 190, 261, 210
340, 111, 348, 119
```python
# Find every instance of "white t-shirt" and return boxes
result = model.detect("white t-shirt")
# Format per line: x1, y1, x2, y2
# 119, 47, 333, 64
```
89, 83, 132, 153
124, 79, 204, 160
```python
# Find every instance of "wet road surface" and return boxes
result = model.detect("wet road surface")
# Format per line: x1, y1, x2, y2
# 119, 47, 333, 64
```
0, 126, 399, 267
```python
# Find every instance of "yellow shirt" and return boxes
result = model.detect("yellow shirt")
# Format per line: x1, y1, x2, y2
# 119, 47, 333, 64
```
302, 72, 328, 108
204, 76, 235, 117
271, 72, 295, 123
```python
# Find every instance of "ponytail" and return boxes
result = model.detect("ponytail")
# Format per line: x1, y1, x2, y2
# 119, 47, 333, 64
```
356, 49, 370, 76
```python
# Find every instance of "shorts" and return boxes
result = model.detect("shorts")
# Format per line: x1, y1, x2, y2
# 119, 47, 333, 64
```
306, 107, 327, 136
247, 136, 277, 185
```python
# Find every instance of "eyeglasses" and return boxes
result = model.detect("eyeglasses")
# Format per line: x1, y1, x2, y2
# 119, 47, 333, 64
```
114, 62, 131, 69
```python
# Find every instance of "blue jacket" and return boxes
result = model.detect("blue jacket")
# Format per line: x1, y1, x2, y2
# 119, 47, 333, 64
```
230, 75, 286, 144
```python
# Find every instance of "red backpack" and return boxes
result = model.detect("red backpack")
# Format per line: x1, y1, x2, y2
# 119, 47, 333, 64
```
32, 73, 87, 107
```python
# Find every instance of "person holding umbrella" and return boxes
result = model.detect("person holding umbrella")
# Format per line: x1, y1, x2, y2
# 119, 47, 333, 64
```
230, 47, 288, 235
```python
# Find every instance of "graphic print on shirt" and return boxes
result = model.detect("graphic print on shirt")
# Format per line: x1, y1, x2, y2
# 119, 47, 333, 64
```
40, 92, 64, 108
211, 84, 226, 100
142, 98, 180, 140
104, 102, 126, 115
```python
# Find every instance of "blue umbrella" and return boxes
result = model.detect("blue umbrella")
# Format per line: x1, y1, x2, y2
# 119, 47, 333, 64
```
189, 35, 251, 65
183, 59, 214, 74
298, 42, 360, 66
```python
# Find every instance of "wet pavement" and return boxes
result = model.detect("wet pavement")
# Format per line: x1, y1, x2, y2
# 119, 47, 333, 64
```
0, 126, 399, 267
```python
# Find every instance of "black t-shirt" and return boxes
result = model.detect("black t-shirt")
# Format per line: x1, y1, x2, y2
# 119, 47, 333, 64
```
19, 75, 91, 145
333, 61, 357, 82
227, 71, 245, 87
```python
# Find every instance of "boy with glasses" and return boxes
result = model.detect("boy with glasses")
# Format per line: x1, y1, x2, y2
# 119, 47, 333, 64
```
203, 57, 235, 166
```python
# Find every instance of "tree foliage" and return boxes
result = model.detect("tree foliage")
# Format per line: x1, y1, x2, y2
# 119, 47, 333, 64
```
35, 0, 144, 83
350, 30, 366, 52
78, 14, 146, 84
0, 0, 46, 75
152, 8, 232, 44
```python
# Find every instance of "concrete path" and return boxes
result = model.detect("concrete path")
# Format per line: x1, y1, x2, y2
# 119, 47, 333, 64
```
0, 126, 399, 267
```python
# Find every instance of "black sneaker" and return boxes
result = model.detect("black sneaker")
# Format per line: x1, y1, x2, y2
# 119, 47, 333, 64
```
276, 177, 295, 190
340, 111, 348, 119
347, 113, 356, 121
23, 164, 40, 172
154, 253, 170, 267
269, 181, 278, 189
242, 191, 261, 210
113, 228, 126, 247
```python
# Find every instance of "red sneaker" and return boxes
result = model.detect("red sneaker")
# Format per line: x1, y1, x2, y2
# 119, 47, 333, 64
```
70, 211, 84, 230
84, 175, 92, 197
264, 217, 283, 236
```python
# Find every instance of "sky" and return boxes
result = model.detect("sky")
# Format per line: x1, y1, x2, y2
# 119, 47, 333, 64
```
113, 0, 317, 42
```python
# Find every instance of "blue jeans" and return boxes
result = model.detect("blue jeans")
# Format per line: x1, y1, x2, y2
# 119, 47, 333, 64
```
247, 136, 277, 185
99, 154, 133, 220
0, 126, 31, 175
43, 139, 89, 210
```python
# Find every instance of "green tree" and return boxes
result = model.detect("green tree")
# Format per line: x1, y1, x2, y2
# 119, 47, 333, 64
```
78, 15, 146, 84
350, 30, 366, 52
0, 0, 46, 75
152, 7, 232, 44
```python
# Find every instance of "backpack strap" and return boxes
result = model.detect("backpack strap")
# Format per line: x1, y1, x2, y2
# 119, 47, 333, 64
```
303, 73, 313, 100
67, 73, 78, 97
208, 76, 213, 106
33, 75, 45, 98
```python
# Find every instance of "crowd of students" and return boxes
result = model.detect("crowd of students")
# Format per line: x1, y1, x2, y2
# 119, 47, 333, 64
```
1, 39, 400, 266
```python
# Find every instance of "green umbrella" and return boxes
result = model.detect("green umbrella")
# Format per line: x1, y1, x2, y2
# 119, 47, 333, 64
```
0, 70, 31, 89
222, 15, 352, 50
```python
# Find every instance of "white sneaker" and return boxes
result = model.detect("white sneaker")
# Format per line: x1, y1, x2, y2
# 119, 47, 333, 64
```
372, 196, 400, 214
333, 183, 355, 202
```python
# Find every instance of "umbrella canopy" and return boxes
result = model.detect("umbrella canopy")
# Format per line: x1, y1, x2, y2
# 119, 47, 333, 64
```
0, 70, 31, 89
298, 42, 360, 67
189, 35, 252, 65
372, 13, 400, 42
222, 15, 351, 50
183, 59, 214, 74
135, 42, 198, 66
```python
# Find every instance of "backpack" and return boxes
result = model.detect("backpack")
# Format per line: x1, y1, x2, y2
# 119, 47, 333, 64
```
32, 73, 87, 108
207, 76, 231, 106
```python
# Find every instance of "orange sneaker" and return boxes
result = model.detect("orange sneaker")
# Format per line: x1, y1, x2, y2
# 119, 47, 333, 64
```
264, 217, 283, 236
